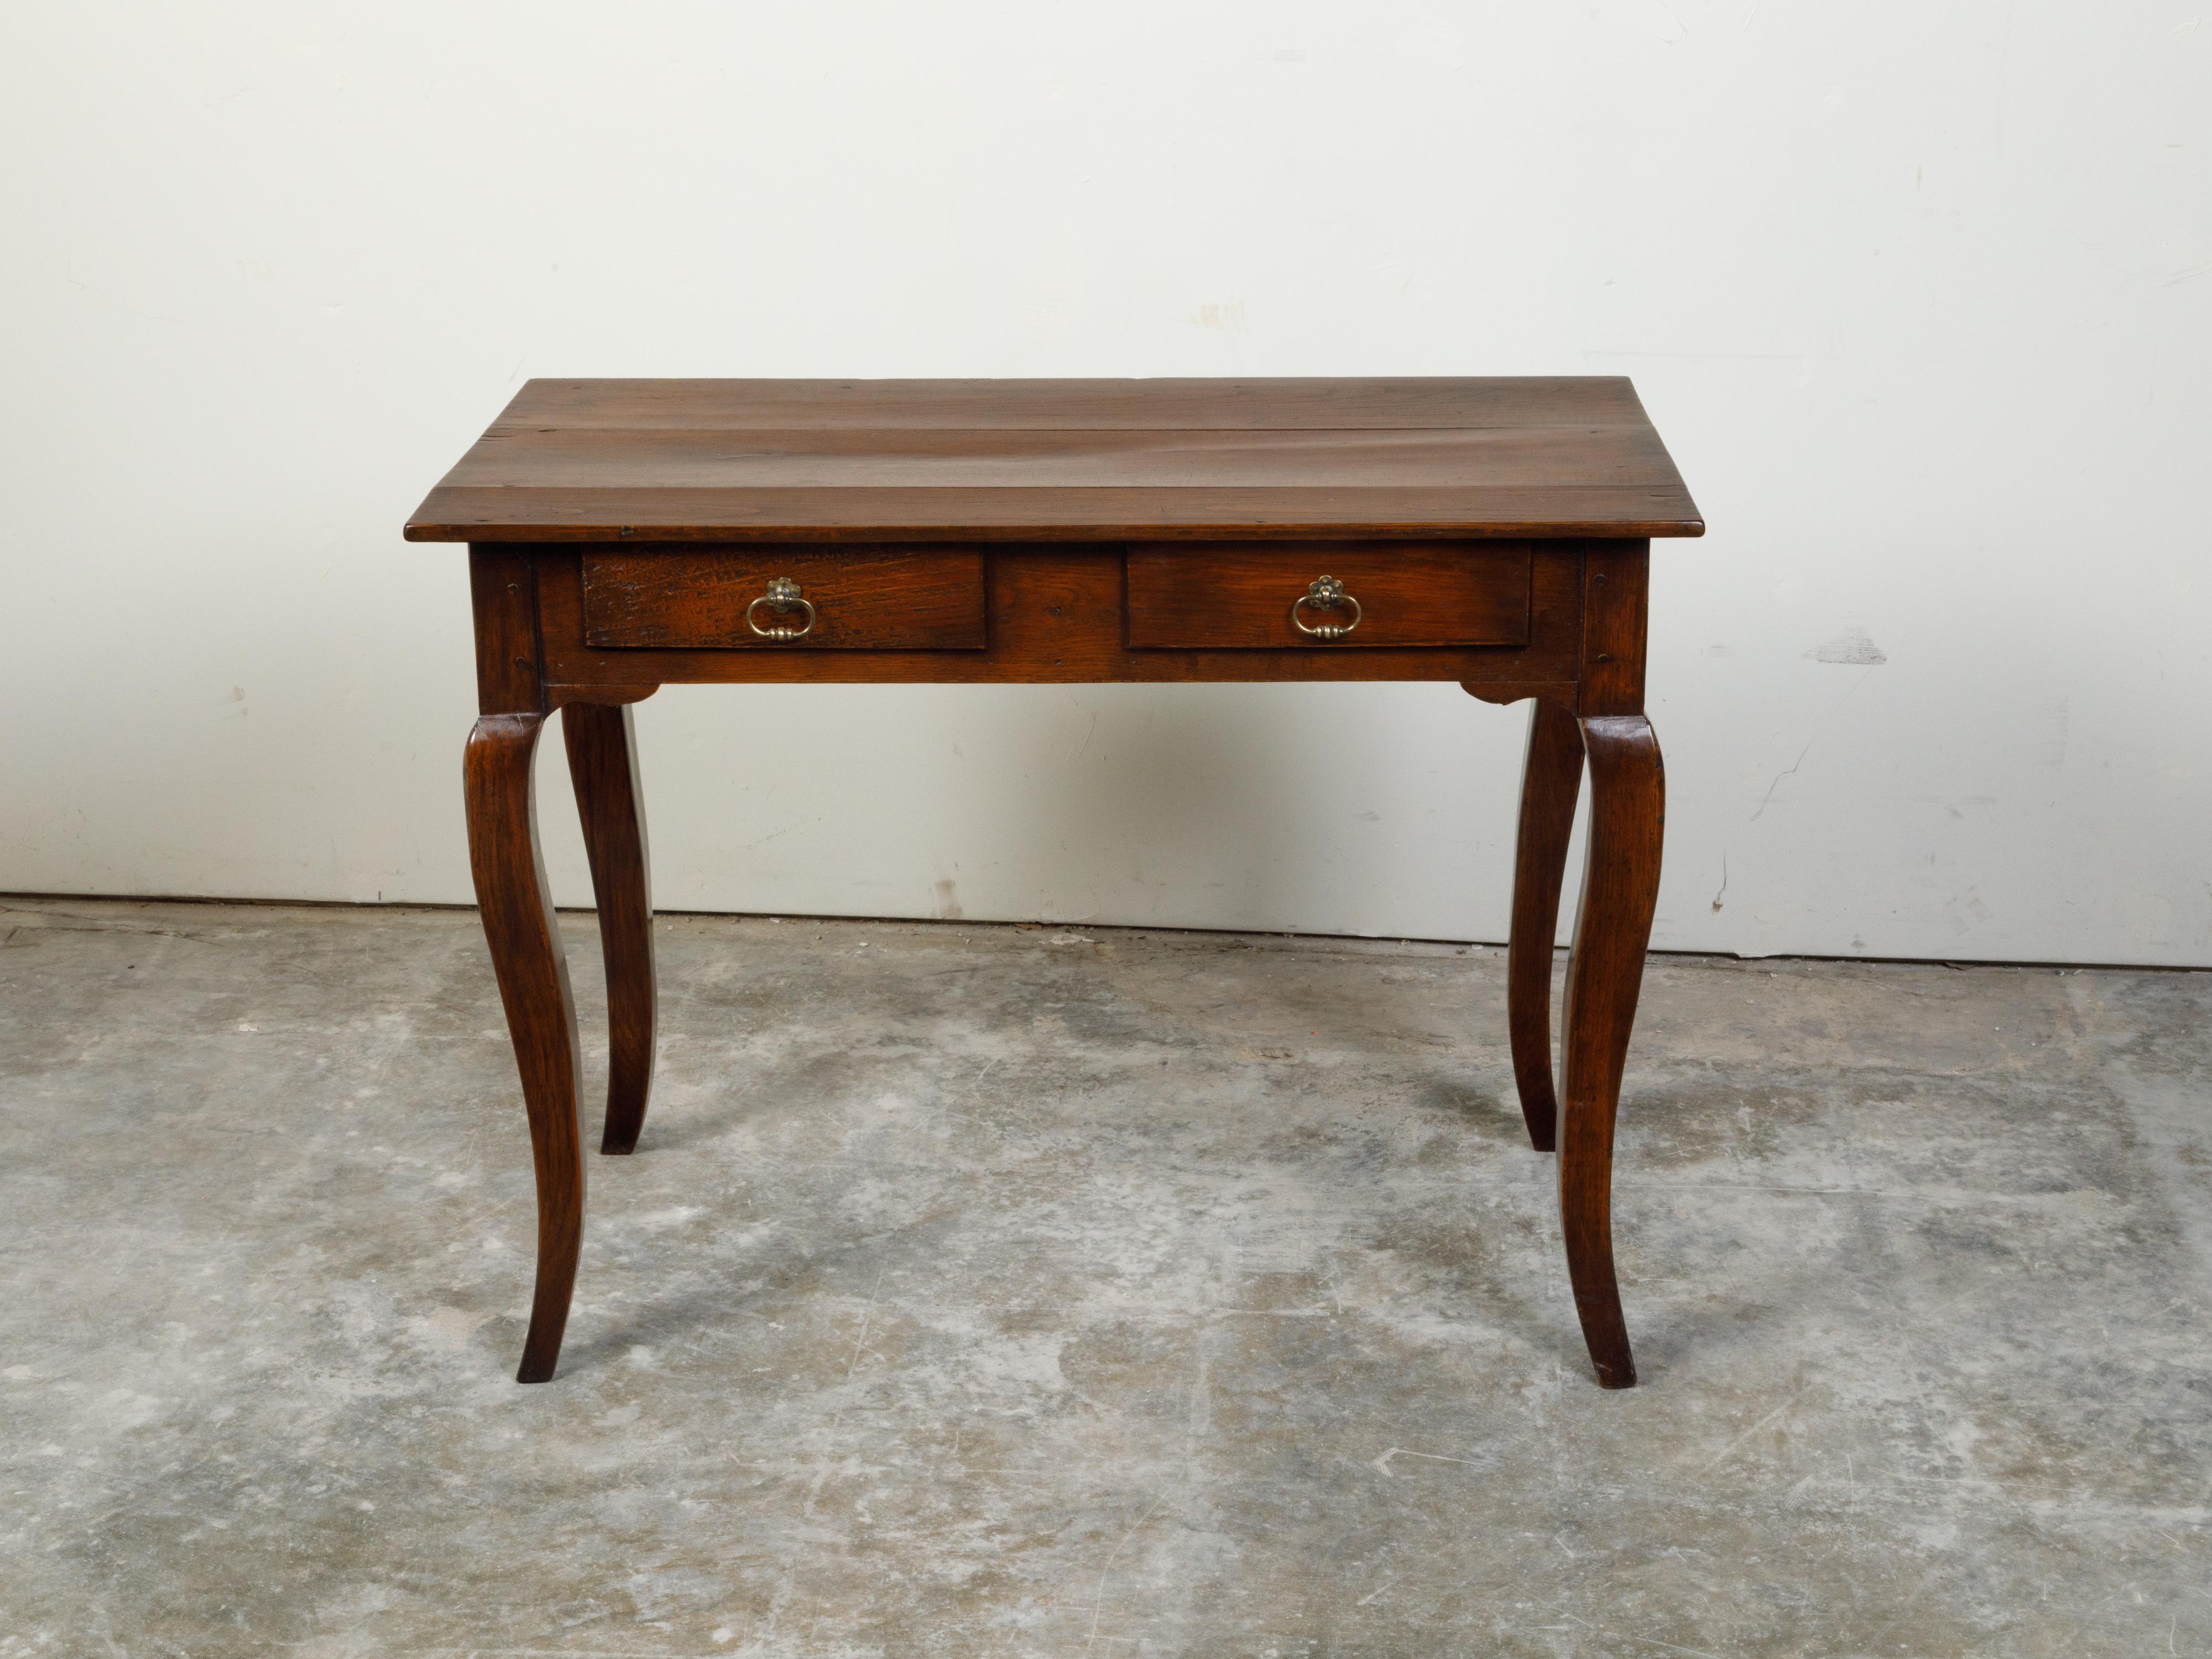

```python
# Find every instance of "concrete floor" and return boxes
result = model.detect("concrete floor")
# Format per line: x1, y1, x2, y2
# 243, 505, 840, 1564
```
2, 900, 2210, 1657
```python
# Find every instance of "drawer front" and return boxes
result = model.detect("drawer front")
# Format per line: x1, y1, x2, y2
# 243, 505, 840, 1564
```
1124, 541, 1532, 650
582, 546, 987, 650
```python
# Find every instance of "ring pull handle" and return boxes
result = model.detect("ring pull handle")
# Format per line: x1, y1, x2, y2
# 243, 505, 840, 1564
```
745, 576, 818, 641
1290, 575, 1361, 641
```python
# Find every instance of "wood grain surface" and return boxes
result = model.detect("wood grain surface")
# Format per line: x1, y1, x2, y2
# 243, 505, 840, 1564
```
406, 379, 1703, 543
459, 375, 1682, 430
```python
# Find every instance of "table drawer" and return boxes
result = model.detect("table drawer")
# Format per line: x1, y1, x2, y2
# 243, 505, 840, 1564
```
1124, 542, 1532, 650
581, 546, 988, 650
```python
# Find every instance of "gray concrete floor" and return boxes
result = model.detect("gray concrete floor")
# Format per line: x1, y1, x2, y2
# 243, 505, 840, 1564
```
3, 899, 2210, 1657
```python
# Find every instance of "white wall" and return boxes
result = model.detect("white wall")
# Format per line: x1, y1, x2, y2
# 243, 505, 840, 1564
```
3, 2, 2208, 964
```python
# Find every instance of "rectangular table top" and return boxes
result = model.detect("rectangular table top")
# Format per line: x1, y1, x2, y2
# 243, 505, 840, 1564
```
405, 377, 1702, 544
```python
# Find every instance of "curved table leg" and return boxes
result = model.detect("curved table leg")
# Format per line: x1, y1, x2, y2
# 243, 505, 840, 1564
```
1558, 714, 1665, 1389
563, 702, 659, 1156
1507, 698, 1584, 1151
465, 714, 586, 1384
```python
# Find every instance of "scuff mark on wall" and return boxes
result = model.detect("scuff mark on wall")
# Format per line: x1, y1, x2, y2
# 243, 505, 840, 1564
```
2039, 700, 2069, 767
1944, 890, 1995, 935
1751, 672, 1876, 821
1805, 626, 1887, 665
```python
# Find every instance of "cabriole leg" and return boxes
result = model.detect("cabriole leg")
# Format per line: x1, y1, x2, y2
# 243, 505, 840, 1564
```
1558, 714, 1665, 1389
1507, 698, 1584, 1151
465, 713, 586, 1384
563, 702, 659, 1155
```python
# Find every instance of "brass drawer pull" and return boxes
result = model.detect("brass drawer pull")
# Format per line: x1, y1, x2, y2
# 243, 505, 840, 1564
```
745, 577, 817, 640
1290, 575, 1361, 641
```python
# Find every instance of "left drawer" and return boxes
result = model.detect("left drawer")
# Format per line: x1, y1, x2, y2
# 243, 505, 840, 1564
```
581, 546, 988, 650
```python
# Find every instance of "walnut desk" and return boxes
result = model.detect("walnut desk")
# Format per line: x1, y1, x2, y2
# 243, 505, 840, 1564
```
405, 377, 1703, 1389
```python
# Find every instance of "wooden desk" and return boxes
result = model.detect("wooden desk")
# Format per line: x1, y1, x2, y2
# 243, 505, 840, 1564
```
406, 378, 1703, 1388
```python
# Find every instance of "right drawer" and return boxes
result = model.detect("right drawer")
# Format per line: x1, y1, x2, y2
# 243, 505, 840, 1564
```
1124, 541, 1533, 650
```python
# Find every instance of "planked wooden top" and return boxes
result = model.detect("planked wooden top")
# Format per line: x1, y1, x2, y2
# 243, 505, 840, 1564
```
405, 378, 1702, 543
